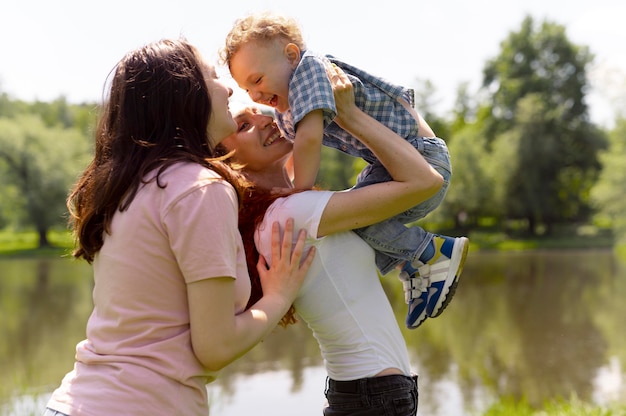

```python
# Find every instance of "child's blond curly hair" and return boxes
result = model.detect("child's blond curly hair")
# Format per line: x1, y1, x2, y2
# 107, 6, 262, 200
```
219, 11, 306, 69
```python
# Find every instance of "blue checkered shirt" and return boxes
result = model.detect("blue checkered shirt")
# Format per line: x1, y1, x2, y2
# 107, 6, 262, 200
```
275, 50, 419, 163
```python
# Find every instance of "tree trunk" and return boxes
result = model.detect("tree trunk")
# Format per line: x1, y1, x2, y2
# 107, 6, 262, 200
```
527, 215, 537, 236
38, 228, 50, 248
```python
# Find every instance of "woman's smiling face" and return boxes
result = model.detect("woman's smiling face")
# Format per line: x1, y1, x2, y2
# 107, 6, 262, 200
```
220, 106, 293, 172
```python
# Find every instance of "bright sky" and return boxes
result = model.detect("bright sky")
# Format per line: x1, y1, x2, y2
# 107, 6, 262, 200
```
2, 0, 625, 127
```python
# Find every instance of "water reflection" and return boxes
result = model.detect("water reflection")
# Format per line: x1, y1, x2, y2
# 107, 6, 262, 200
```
0, 257, 93, 414
1, 250, 625, 415
403, 249, 625, 414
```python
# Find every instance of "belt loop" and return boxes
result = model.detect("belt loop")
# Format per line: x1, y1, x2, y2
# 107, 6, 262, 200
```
360, 378, 369, 407
357, 378, 369, 396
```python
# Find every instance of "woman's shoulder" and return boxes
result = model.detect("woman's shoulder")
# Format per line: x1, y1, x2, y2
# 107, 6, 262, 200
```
166, 162, 223, 179
265, 190, 333, 224
278, 189, 333, 207
158, 162, 231, 190
155, 162, 236, 204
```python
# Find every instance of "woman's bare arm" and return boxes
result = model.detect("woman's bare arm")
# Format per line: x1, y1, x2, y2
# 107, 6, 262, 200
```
317, 66, 443, 237
188, 219, 314, 371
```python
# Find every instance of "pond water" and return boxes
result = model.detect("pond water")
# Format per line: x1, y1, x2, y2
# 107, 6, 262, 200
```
1, 249, 625, 415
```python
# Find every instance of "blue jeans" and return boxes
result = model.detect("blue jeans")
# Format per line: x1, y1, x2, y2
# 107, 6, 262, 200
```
324, 374, 418, 416
44, 409, 69, 416
353, 136, 452, 274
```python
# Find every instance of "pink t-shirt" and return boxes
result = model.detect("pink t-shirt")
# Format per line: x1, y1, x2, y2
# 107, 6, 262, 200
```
47, 163, 250, 415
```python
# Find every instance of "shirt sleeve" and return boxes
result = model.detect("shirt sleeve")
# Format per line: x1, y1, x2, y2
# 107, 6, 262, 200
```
289, 52, 337, 129
255, 190, 334, 265
165, 179, 242, 284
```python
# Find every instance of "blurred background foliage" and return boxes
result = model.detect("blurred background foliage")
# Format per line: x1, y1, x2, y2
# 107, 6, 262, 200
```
0, 16, 624, 248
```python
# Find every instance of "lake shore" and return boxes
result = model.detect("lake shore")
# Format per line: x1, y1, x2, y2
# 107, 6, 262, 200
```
1, 227, 622, 259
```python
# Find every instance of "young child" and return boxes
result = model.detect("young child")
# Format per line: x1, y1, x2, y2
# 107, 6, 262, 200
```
220, 11, 469, 329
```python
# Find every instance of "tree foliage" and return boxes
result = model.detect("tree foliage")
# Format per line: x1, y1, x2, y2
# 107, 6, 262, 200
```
480, 16, 607, 234
410, 78, 451, 142
317, 147, 363, 191
1, 14, 625, 245
591, 117, 626, 242
434, 122, 494, 229
484, 16, 592, 131
0, 114, 91, 246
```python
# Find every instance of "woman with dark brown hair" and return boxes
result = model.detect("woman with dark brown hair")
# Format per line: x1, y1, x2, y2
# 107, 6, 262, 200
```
44, 39, 314, 416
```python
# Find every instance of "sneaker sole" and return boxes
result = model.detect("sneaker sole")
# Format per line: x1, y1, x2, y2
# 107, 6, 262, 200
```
406, 293, 429, 329
428, 237, 469, 318
407, 313, 427, 329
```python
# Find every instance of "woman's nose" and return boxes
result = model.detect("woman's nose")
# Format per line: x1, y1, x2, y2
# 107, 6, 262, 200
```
259, 114, 275, 129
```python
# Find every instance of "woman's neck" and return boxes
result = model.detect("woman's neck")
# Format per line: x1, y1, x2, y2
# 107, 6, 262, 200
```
245, 167, 293, 191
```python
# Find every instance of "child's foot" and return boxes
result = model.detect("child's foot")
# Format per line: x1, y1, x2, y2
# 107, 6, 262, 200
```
398, 267, 430, 329
399, 235, 469, 329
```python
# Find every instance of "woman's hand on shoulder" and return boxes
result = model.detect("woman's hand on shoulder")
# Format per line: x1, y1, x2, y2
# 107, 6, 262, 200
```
257, 218, 315, 304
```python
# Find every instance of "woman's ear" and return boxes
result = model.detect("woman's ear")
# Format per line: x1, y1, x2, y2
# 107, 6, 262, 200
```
284, 43, 301, 69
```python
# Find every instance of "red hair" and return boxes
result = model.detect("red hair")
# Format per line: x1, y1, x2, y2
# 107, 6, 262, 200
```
238, 186, 305, 327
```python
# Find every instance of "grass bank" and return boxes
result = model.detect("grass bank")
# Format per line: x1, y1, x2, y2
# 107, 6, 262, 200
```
0, 229, 74, 258
0, 225, 622, 259
483, 395, 626, 415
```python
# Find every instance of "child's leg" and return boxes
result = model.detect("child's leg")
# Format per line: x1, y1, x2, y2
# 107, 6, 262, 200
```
352, 137, 452, 273
354, 220, 469, 328
353, 137, 469, 329
354, 219, 434, 273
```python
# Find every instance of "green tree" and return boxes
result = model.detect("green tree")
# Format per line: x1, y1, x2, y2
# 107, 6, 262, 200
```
434, 122, 494, 229
317, 146, 363, 191
29, 97, 97, 135
450, 82, 474, 133
411, 78, 451, 143
0, 114, 91, 246
591, 117, 626, 243
0, 94, 30, 118
481, 16, 607, 234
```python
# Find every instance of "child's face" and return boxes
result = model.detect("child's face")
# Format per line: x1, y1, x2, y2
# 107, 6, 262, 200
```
229, 39, 299, 113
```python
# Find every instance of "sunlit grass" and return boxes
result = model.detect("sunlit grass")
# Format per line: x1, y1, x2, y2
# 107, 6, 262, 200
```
0, 229, 73, 258
1, 226, 622, 259
483, 396, 626, 415
465, 224, 615, 251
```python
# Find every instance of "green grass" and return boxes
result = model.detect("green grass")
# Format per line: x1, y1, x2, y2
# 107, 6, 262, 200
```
0, 224, 622, 260
0, 229, 74, 258
464, 223, 616, 251
483, 396, 626, 415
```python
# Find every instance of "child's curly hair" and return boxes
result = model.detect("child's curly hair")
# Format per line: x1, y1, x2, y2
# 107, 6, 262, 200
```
219, 11, 306, 69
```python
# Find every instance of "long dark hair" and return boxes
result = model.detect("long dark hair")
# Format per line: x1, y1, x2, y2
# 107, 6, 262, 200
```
68, 39, 246, 262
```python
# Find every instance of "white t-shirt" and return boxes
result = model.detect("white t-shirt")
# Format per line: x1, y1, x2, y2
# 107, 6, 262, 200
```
47, 163, 250, 415
255, 190, 412, 380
